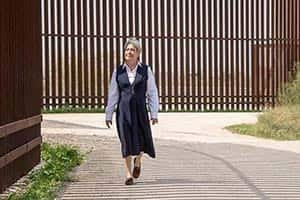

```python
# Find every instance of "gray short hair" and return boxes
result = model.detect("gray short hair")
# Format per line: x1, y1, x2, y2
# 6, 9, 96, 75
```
124, 37, 142, 54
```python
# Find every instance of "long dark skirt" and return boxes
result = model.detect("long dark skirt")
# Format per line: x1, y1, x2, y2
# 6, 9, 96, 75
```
116, 96, 155, 158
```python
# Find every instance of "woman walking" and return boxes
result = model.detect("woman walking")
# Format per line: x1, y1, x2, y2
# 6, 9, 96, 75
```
105, 38, 159, 185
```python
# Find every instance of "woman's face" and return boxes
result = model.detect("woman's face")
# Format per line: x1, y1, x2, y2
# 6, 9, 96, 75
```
124, 44, 139, 63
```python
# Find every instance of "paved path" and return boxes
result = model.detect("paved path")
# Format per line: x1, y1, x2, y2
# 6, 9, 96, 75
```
42, 113, 300, 200
42, 113, 300, 154
55, 137, 300, 200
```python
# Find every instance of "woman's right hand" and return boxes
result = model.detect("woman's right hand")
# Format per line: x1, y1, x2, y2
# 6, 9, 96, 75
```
106, 120, 112, 128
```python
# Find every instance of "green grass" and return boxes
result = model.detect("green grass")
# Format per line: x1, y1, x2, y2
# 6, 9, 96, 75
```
226, 106, 300, 140
277, 64, 300, 105
225, 63, 300, 140
5, 143, 83, 200
226, 123, 257, 137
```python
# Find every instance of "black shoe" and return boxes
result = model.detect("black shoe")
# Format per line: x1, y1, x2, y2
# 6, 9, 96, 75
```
125, 177, 134, 185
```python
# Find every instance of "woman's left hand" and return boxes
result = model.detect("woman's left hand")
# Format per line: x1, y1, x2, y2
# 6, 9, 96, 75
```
151, 118, 158, 125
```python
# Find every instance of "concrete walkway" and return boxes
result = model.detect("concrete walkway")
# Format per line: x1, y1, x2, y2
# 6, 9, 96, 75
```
42, 113, 300, 200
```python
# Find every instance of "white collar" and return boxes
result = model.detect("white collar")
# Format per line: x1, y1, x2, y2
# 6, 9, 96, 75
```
122, 62, 142, 71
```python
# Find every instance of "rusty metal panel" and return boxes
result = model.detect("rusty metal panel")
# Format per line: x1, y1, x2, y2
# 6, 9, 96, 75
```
0, 0, 41, 193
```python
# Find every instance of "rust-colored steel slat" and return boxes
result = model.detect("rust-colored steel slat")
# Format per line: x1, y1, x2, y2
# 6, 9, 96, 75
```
90, 0, 96, 108
0, 137, 42, 169
0, 115, 42, 139
57, 0, 62, 107
83, 0, 89, 107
